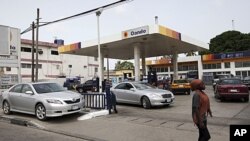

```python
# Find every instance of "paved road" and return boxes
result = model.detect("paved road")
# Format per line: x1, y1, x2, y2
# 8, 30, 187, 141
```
0, 86, 249, 141
0, 121, 87, 141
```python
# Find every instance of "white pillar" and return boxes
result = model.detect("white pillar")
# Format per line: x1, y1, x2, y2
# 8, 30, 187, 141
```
172, 51, 178, 80
197, 56, 203, 79
141, 48, 146, 76
96, 10, 103, 92
134, 44, 141, 81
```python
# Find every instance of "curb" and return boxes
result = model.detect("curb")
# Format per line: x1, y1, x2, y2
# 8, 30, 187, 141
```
0, 113, 108, 141
0, 115, 44, 129
78, 110, 109, 120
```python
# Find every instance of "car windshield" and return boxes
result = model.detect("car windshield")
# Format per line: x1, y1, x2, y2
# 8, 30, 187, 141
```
221, 79, 242, 85
173, 80, 188, 83
133, 83, 155, 90
33, 83, 65, 94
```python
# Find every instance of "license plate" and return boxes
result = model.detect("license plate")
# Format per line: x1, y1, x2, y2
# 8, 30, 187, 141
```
179, 85, 184, 87
230, 89, 238, 92
72, 105, 79, 110
165, 99, 170, 102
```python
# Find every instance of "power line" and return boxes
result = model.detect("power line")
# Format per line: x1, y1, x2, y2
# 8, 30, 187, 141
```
21, 0, 132, 34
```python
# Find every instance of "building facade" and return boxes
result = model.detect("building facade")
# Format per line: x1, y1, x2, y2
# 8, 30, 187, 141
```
146, 50, 250, 84
3, 39, 99, 82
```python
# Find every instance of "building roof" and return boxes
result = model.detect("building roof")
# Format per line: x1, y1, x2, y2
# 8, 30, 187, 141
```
58, 25, 209, 60
21, 39, 58, 48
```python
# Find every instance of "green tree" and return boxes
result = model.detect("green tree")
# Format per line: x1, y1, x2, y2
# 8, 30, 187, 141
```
199, 31, 250, 55
115, 61, 134, 70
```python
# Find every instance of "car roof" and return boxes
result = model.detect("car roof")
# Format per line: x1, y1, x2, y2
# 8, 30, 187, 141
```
220, 78, 241, 80
15, 82, 58, 85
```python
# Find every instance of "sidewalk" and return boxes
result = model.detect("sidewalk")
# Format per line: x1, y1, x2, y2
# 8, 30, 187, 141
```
0, 110, 230, 141
43, 114, 229, 141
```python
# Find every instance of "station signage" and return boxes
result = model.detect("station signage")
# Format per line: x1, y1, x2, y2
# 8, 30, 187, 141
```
202, 50, 250, 61
122, 26, 149, 39
0, 26, 20, 67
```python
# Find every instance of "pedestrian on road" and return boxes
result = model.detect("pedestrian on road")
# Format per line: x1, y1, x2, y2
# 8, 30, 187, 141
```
106, 81, 118, 114
191, 79, 213, 141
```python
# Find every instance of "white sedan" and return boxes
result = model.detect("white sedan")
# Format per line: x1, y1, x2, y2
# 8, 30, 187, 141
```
111, 82, 175, 109
1, 82, 84, 120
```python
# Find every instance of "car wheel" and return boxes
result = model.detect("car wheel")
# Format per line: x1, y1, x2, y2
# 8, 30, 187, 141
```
35, 103, 47, 121
142, 97, 151, 109
3, 101, 11, 115
244, 97, 249, 102
78, 88, 84, 93
214, 91, 218, 99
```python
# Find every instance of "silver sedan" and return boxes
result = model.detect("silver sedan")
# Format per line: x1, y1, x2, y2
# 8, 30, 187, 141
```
111, 82, 175, 109
1, 82, 84, 120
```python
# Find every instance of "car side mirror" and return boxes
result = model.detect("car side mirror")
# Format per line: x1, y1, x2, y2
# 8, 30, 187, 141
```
25, 91, 34, 95
130, 88, 135, 91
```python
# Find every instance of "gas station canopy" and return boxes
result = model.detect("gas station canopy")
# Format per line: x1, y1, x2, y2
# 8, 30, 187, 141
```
58, 25, 208, 59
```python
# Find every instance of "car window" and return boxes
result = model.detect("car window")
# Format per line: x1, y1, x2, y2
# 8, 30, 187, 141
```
133, 83, 154, 90
114, 83, 126, 89
125, 83, 134, 90
33, 83, 65, 94
221, 79, 242, 85
21, 84, 33, 94
9, 84, 23, 93
85, 80, 93, 84
173, 80, 188, 83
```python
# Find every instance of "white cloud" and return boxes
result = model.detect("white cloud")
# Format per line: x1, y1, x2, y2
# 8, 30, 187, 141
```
212, 0, 226, 7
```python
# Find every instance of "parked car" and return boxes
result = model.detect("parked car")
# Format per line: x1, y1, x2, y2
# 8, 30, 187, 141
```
111, 82, 175, 109
214, 78, 249, 102
213, 74, 233, 90
170, 79, 191, 95
243, 76, 250, 89
1, 82, 84, 120
76, 79, 97, 93
63, 77, 81, 90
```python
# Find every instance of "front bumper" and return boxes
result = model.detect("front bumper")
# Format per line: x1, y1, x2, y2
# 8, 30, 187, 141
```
45, 101, 84, 117
150, 97, 175, 106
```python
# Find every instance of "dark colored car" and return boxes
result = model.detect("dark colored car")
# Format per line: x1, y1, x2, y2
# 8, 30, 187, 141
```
214, 78, 249, 102
243, 76, 250, 89
213, 74, 232, 91
63, 77, 80, 90
76, 80, 97, 93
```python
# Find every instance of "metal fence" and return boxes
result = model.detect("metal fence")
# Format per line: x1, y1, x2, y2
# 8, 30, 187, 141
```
82, 93, 106, 109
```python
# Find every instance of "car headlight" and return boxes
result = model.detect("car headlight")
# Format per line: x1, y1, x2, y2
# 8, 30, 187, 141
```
151, 94, 162, 99
46, 99, 63, 104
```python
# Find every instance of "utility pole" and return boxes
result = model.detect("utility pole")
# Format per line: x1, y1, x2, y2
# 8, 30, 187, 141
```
232, 20, 235, 30
35, 8, 39, 82
96, 9, 103, 92
32, 22, 35, 82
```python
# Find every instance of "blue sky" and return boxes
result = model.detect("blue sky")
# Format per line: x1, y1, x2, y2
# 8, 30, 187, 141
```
1, 0, 250, 68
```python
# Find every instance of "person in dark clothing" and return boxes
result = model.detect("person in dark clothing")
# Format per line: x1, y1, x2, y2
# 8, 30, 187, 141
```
110, 92, 118, 114
105, 81, 118, 114
191, 79, 212, 141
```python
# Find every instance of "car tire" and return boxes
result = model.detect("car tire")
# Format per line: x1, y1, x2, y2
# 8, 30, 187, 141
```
3, 101, 11, 115
244, 97, 249, 102
142, 97, 151, 109
214, 91, 218, 99
78, 88, 84, 93
35, 103, 47, 121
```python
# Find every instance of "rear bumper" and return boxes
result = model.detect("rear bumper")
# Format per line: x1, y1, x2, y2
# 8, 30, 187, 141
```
171, 88, 190, 94
219, 93, 249, 99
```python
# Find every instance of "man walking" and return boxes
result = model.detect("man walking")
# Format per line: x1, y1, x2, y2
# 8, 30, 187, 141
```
191, 79, 213, 141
